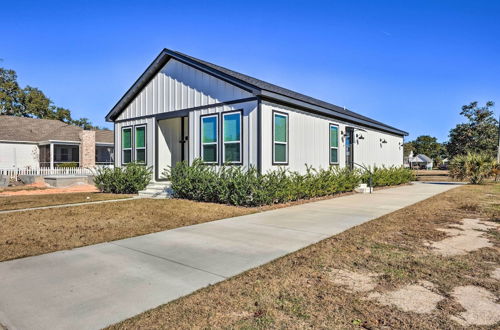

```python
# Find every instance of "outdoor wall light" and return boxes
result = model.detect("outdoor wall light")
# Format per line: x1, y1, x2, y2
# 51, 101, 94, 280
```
380, 138, 387, 144
356, 134, 365, 140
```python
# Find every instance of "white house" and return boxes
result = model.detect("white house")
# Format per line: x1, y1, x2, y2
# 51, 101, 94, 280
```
106, 49, 407, 181
406, 152, 433, 170
0, 116, 114, 169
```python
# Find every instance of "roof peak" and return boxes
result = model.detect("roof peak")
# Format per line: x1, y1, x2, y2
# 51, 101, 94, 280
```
106, 48, 407, 136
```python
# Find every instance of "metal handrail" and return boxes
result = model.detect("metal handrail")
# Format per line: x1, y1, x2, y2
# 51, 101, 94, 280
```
353, 162, 372, 194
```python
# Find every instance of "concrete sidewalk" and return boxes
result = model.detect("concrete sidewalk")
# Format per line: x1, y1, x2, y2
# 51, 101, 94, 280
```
0, 183, 459, 330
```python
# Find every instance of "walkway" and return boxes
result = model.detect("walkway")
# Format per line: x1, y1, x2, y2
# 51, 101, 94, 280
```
0, 183, 459, 330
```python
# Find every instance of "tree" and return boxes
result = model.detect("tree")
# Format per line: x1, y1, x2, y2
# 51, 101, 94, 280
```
447, 101, 499, 158
0, 66, 103, 130
413, 135, 446, 160
403, 141, 415, 157
0, 67, 22, 116
404, 135, 447, 166
20, 86, 52, 118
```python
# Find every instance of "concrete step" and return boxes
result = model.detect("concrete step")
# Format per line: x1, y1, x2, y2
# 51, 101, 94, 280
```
147, 182, 172, 189
138, 181, 173, 199
355, 183, 373, 194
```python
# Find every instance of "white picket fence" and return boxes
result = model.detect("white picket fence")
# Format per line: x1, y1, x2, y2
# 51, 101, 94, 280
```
0, 167, 105, 179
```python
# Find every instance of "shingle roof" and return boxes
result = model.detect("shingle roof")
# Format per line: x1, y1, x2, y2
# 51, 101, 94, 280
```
106, 49, 408, 136
0, 116, 113, 143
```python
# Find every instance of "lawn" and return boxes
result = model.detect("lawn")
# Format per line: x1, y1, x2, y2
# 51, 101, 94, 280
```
0, 184, 51, 193
413, 169, 460, 182
0, 198, 258, 262
0, 192, 132, 211
109, 183, 500, 329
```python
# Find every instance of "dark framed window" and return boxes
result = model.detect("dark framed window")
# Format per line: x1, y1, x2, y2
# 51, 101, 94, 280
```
273, 111, 288, 164
135, 125, 146, 164
201, 114, 218, 163
222, 111, 242, 164
329, 124, 339, 164
122, 127, 132, 164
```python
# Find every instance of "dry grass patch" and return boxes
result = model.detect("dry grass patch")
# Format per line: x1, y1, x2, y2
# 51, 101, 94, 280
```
0, 184, 52, 193
0, 198, 257, 261
0, 192, 131, 211
110, 183, 500, 329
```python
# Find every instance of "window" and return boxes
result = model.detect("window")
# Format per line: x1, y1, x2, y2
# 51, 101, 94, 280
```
201, 115, 218, 163
60, 148, 69, 161
222, 112, 242, 163
122, 127, 132, 164
329, 124, 339, 164
135, 125, 146, 163
273, 112, 288, 164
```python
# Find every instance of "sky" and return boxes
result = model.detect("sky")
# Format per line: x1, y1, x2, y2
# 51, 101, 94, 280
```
2, 0, 499, 141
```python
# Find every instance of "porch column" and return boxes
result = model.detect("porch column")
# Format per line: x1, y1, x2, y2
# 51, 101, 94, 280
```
49, 143, 54, 169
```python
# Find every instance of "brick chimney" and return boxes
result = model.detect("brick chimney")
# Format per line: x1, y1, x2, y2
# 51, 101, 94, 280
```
79, 130, 96, 167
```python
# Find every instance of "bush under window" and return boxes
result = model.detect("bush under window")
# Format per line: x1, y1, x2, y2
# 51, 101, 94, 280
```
166, 160, 414, 207
94, 163, 152, 194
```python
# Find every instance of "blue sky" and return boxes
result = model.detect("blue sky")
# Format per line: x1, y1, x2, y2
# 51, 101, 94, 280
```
2, 0, 499, 141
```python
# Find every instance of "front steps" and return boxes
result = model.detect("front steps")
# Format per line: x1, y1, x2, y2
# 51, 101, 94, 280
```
138, 181, 173, 198
355, 183, 373, 194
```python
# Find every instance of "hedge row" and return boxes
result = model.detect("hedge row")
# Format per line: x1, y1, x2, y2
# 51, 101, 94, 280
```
94, 163, 152, 194
360, 165, 415, 187
168, 160, 414, 207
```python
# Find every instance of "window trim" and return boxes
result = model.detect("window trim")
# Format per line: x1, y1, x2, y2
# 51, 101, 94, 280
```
221, 110, 243, 165
200, 113, 219, 164
329, 123, 339, 165
134, 124, 147, 164
272, 110, 289, 165
121, 126, 133, 165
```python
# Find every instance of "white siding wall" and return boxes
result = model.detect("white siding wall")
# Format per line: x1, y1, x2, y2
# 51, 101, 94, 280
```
0, 142, 39, 168
114, 117, 155, 167
116, 59, 252, 121
189, 100, 258, 168
354, 129, 404, 168
260, 101, 403, 174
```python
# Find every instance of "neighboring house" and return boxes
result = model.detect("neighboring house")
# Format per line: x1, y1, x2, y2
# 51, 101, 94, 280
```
106, 49, 408, 181
0, 116, 114, 169
405, 152, 433, 170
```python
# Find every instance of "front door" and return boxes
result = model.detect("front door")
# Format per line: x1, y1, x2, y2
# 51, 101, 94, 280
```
156, 117, 188, 180
345, 127, 354, 169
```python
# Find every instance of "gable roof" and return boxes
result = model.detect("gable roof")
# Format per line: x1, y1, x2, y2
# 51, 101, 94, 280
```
106, 48, 408, 136
0, 116, 113, 143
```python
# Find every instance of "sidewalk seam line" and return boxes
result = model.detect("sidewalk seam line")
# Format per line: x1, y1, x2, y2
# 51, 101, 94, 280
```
109, 242, 228, 280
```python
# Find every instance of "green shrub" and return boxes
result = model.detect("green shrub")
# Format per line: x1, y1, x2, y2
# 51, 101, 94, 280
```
360, 166, 415, 187
167, 160, 360, 206
167, 161, 415, 206
449, 153, 496, 184
94, 163, 152, 193
56, 162, 78, 168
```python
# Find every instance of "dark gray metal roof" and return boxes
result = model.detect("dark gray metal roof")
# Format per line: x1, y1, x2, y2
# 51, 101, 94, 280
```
106, 48, 408, 136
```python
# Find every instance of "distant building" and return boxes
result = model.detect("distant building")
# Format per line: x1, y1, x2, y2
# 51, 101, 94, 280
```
0, 116, 114, 169
405, 151, 433, 170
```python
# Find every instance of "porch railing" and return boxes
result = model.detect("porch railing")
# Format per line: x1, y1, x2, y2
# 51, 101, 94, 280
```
0, 166, 113, 180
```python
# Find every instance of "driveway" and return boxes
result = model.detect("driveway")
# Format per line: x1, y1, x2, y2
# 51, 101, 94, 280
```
0, 183, 459, 330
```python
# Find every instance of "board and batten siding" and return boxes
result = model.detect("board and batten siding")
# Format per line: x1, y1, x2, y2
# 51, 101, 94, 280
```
260, 100, 403, 173
189, 100, 258, 168
114, 118, 155, 167
116, 59, 253, 121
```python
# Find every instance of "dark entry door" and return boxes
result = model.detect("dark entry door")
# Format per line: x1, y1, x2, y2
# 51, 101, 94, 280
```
345, 127, 354, 169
